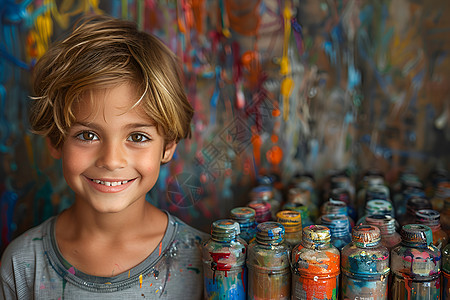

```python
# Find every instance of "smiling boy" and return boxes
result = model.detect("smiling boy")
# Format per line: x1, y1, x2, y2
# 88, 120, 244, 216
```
0, 15, 208, 299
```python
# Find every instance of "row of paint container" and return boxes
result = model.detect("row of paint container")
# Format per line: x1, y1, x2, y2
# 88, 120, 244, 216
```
201, 169, 450, 299
202, 217, 449, 300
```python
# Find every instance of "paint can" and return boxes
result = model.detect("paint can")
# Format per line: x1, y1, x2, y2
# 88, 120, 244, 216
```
287, 186, 311, 206
416, 209, 448, 249
247, 222, 291, 299
328, 174, 356, 222
330, 187, 351, 204
282, 202, 314, 228
365, 214, 401, 251
230, 207, 258, 244
366, 199, 394, 217
320, 214, 352, 251
356, 174, 385, 219
248, 200, 272, 223
396, 186, 426, 224
442, 242, 450, 299
250, 185, 279, 220
321, 199, 348, 216
320, 199, 354, 230
256, 174, 284, 205
364, 184, 391, 219
357, 199, 394, 225
399, 196, 432, 227
364, 214, 401, 298
289, 175, 319, 219
391, 171, 422, 218
440, 185, 450, 237
330, 187, 357, 224
391, 224, 441, 299
202, 219, 247, 299
365, 184, 391, 203
430, 181, 449, 212
276, 210, 302, 249
341, 225, 390, 300
330, 174, 355, 205
291, 225, 340, 299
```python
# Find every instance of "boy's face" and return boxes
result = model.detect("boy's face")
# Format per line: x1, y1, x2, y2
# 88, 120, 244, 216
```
47, 83, 177, 214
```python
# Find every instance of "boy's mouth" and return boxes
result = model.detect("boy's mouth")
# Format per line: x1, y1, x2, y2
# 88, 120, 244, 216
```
89, 179, 132, 186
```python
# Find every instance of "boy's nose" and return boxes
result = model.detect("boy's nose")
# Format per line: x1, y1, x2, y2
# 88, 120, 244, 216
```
95, 143, 127, 170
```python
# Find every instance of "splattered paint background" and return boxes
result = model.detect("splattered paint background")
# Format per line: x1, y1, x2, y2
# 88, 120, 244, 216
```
0, 0, 449, 254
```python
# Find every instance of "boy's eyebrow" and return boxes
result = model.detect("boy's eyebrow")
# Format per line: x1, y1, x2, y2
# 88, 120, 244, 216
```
72, 122, 156, 130
124, 123, 156, 130
72, 121, 99, 129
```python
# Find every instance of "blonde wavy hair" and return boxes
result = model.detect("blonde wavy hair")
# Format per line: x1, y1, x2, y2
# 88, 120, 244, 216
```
30, 14, 193, 148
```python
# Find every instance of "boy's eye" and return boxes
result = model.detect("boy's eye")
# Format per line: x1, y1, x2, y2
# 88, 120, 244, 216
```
128, 133, 150, 143
76, 131, 98, 141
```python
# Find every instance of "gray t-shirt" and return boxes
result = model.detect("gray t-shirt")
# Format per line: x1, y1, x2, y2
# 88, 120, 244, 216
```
0, 212, 209, 299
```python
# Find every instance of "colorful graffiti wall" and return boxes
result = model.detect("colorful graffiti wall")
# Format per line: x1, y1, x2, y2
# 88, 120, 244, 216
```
1, 0, 449, 254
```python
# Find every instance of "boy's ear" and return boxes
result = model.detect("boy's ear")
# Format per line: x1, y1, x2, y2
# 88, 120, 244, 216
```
46, 138, 62, 159
161, 142, 177, 164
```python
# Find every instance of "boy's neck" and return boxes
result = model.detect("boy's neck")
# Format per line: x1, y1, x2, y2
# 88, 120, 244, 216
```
60, 201, 166, 241
54, 201, 169, 277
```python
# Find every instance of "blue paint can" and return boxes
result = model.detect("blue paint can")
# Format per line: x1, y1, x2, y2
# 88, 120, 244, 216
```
320, 213, 352, 251
230, 207, 257, 244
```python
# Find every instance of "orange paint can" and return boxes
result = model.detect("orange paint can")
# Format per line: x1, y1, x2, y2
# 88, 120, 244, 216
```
291, 225, 340, 300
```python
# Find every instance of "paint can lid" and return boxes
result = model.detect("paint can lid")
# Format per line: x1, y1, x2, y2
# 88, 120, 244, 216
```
403, 187, 426, 200
436, 182, 450, 198
352, 225, 381, 247
256, 174, 276, 185
211, 219, 240, 242
321, 214, 350, 236
276, 210, 302, 232
416, 209, 440, 227
291, 174, 315, 188
365, 214, 396, 234
283, 202, 308, 213
407, 197, 432, 210
248, 201, 271, 215
250, 186, 274, 201
399, 171, 421, 186
365, 199, 393, 216
330, 188, 351, 204
323, 199, 348, 215
248, 200, 272, 223
230, 207, 256, 223
302, 225, 331, 245
256, 222, 285, 245
400, 224, 433, 247
287, 187, 310, 205
366, 185, 390, 201
362, 169, 385, 178
363, 174, 385, 187
330, 175, 352, 190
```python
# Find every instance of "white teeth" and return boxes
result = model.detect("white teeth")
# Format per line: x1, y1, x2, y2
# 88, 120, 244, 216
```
91, 179, 129, 186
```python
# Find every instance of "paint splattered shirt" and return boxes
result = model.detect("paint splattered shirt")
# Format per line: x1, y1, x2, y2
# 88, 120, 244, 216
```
0, 212, 209, 299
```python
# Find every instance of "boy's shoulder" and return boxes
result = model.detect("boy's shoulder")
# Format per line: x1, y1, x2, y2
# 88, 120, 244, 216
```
167, 213, 210, 245
0, 217, 55, 298
1, 217, 54, 261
